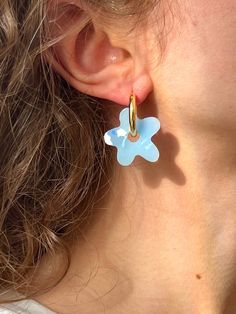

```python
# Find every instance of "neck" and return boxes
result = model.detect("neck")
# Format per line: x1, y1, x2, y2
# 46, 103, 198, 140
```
33, 104, 236, 314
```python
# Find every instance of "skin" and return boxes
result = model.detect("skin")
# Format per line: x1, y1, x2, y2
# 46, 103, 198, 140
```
33, 0, 236, 313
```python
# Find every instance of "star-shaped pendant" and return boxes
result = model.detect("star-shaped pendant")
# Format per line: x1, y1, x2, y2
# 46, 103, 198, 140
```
104, 108, 161, 166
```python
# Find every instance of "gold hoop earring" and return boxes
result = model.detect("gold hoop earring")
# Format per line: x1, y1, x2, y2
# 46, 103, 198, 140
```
104, 92, 161, 166
129, 93, 137, 138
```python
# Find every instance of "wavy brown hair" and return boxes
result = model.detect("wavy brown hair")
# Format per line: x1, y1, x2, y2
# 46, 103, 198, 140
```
0, 0, 160, 305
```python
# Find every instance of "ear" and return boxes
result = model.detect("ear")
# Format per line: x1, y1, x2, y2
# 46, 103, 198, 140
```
45, 1, 153, 105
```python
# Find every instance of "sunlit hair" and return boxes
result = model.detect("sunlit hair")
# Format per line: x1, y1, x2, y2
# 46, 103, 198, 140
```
0, 0, 158, 304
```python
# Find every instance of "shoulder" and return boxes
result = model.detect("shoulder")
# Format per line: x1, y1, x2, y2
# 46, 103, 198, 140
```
0, 307, 18, 314
0, 299, 55, 314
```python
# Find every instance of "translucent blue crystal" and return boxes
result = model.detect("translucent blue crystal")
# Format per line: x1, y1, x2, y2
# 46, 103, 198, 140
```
104, 108, 160, 166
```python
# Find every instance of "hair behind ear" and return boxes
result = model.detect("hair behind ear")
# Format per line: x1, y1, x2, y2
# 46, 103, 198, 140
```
0, 0, 111, 303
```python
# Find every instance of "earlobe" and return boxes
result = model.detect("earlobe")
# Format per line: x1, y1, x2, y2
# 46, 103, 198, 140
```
46, 1, 153, 105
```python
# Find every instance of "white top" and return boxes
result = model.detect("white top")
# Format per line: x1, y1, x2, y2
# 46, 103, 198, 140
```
0, 299, 56, 314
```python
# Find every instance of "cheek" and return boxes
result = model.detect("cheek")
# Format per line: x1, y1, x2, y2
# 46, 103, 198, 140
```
150, 0, 236, 131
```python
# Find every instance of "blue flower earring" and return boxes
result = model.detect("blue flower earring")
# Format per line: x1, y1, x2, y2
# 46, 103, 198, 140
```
104, 93, 161, 166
